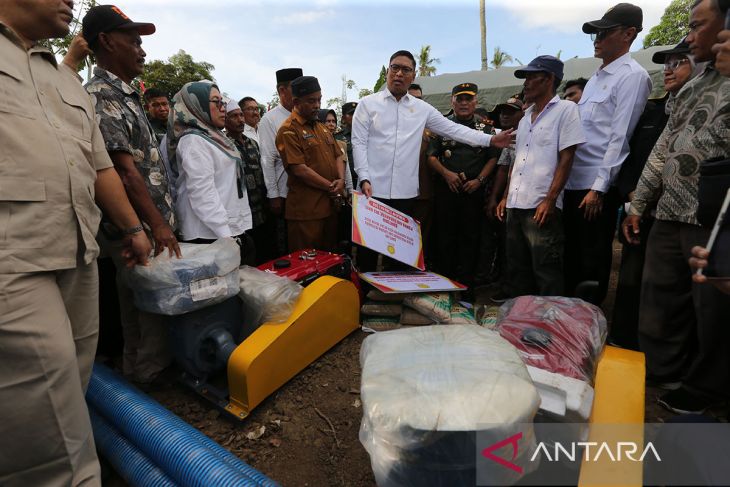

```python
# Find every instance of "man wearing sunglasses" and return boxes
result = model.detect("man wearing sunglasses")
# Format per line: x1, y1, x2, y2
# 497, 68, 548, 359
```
563, 3, 651, 304
83, 5, 180, 385
352, 50, 514, 271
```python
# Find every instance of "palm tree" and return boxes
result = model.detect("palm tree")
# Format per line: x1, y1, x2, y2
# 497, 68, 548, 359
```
417, 45, 440, 77
480, 0, 488, 70
490, 46, 514, 69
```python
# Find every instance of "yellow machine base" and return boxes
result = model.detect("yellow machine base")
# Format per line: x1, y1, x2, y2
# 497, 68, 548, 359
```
224, 276, 359, 419
579, 346, 646, 487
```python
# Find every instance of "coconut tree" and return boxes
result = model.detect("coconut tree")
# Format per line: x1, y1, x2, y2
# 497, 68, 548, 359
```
417, 45, 440, 77
480, 0, 488, 70
490, 46, 514, 69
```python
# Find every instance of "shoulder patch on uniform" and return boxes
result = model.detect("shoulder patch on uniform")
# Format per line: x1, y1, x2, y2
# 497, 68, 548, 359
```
282, 130, 297, 135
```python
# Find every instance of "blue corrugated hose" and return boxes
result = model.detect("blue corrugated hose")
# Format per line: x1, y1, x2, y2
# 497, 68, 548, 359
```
87, 363, 279, 487
89, 407, 178, 487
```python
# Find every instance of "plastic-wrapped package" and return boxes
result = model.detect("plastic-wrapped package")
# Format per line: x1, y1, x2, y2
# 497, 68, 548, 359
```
238, 266, 303, 325
360, 325, 540, 487
497, 296, 608, 383
126, 239, 240, 315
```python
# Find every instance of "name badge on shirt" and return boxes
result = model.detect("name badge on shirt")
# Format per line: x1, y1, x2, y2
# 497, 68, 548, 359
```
302, 132, 315, 140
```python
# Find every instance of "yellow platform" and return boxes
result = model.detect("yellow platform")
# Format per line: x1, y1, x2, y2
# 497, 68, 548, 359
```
579, 346, 646, 487
224, 276, 360, 419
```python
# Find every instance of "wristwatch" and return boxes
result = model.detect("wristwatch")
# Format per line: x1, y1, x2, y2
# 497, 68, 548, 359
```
477, 176, 486, 185
122, 224, 144, 235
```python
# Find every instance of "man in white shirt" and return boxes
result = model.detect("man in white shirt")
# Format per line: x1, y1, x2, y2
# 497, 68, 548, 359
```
352, 50, 513, 270
258, 68, 302, 254
239, 96, 260, 144
563, 3, 651, 303
499, 56, 586, 296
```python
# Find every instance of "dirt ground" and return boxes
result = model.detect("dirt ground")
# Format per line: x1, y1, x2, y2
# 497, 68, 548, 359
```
100, 240, 725, 486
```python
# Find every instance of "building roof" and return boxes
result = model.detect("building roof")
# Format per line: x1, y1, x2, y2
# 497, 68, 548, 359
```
416, 45, 672, 112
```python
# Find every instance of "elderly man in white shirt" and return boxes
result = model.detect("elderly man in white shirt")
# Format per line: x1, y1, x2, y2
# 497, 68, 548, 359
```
563, 3, 652, 303
497, 56, 586, 297
258, 68, 302, 254
352, 49, 513, 271
239, 96, 260, 144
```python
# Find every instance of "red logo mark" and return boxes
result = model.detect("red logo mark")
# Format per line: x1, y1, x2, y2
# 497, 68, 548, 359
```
481, 432, 523, 474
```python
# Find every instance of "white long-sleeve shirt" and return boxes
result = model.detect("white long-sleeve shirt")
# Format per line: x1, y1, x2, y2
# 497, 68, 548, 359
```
243, 124, 259, 144
352, 89, 493, 199
175, 134, 252, 240
258, 104, 290, 198
567, 52, 651, 192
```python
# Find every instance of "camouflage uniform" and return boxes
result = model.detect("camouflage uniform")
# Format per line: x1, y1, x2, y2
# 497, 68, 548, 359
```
85, 67, 174, 383
86, 67, 176, 237
228, 134, 268, 228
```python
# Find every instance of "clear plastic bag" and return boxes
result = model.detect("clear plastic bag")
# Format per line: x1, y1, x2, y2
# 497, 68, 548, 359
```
497, 296, 608, 383
360, 325, 540, 487
238, 266, 303, 325
126, 238, 240, 315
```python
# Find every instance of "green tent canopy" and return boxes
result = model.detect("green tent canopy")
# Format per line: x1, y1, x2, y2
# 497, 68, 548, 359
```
416, 45, 673, 113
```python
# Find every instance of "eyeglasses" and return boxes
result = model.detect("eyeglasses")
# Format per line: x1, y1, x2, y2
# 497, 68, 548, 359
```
209, 98, 226, 109
243, 107, 259, 112
664, 58, 689, 71
590, 26, 623, 42
389, 64, 415, 75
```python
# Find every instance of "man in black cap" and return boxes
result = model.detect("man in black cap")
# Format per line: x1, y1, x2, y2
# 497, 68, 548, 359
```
497, 56, 585, 297
611, 40, 699, 350
427, 82, 501, 291
275, 76, 346, 251
562, 3, 651, 304
336, 101, 358, 187
83, 4, 179, 385
259, 67, 303, 254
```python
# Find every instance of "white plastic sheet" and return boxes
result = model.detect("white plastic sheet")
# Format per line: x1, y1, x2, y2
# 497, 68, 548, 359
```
127, 238, 240, 315
359, 325, 541, 486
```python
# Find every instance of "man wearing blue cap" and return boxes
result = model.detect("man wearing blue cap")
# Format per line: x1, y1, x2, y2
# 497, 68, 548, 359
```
563, 3, 651, 304
497, 56, 586, 296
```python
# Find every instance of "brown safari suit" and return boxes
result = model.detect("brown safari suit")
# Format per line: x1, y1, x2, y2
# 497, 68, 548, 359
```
276, 111, 342, 251
0, 24, 112, 486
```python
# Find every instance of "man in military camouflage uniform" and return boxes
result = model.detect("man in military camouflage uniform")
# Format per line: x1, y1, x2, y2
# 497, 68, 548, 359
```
83, 5, 179, 384
427, 83, 501, 292
225, 99, 276, 264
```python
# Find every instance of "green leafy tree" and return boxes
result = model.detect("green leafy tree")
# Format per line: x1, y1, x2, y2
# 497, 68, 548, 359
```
267, 92, 280, 111
490, 46, 514, 69
643, 0, 692, 48
373, 65, 387, 92
359, 88, 373, 98
417, 45, 440, 77
138, 50, 215, 98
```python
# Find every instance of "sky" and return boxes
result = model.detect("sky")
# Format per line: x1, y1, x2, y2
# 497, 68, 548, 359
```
97, 0, 673, 106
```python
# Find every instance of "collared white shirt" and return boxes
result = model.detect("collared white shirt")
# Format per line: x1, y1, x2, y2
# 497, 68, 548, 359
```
567, 52, 651, 192
243, 123, 259, 144
258, 104, 290, 198
175, 134, 252, 240
352, 89, 492, 199
507, 96, 585, 210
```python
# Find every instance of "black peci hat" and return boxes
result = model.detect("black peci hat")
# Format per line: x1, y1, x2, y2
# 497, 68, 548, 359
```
291, 76, 321, 97
276, 68, 304, 83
